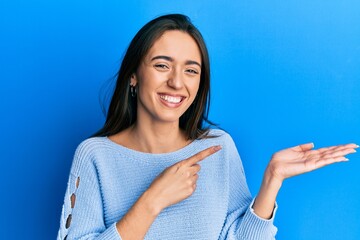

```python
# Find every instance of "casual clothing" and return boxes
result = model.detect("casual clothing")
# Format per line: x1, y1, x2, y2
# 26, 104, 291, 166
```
57, 129, 277, 239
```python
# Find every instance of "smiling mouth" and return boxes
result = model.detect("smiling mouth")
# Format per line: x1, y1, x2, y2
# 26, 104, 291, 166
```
158, 94, 185, 104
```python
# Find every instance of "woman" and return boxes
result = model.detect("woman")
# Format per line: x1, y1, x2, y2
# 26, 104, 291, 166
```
57, 14, 358, 240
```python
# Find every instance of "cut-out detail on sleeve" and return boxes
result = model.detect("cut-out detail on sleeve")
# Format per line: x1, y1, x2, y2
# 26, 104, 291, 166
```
76, 177, 80, 188
64, 176, 79, 232
65, 214, 72, 229
70, 193, 76, 208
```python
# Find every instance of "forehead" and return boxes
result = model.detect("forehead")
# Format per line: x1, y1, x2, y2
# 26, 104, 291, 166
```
145, 30, 202, 62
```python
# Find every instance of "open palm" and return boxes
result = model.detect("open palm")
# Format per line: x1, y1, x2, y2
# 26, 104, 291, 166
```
268, 142, 358, 181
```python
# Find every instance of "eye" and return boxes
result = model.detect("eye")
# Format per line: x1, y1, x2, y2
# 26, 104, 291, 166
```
185, 69, 199, 75
154, 64, 169, 70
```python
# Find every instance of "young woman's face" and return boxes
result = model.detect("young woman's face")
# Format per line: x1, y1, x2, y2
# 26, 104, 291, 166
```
133, 30, 202, 124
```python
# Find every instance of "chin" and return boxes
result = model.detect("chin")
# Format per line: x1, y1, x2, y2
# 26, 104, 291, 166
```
154, 110, 187, 124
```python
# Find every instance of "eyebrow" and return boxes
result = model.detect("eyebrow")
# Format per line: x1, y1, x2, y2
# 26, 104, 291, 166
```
151, 55, 201, 68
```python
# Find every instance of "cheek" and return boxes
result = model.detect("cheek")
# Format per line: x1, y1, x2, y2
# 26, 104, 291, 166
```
188, 80, 201, 99
137, 72, 160, 96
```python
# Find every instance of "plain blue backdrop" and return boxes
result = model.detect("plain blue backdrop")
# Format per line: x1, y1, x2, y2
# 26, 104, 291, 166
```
1, 0, 359, 239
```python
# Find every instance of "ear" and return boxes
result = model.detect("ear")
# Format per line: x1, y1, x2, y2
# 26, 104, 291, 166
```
130, 74, 138, 86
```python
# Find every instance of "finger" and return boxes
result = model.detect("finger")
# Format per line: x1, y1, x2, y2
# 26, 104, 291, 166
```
292, 142, 314, 152
180, 165, 201, 177
336, 143, 359, 148
307, 143, 357, 156
309, 146, 353, 158
191, 173, 199, 182
189, 164, 201, 175
304, 148, 332, 159
333, 143, 359, 151
314, 156, 349, 169
319, 143, 358, 153
313, 146, 336, 154
321, 147, 356, 159
184, 145, 222, 166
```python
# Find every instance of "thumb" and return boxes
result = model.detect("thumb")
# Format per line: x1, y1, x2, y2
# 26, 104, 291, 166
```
294, 142, 314, 152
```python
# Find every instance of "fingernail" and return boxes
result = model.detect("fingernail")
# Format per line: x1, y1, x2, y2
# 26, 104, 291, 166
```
355, 145, 359, 148
344, 158, 349, 161
214, 145, 222, 151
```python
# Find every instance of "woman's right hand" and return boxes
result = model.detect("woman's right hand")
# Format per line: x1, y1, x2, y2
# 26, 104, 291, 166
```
145, 145, 222, 213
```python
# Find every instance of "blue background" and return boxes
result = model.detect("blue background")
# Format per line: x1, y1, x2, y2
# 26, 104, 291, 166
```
1, 1, 359, 239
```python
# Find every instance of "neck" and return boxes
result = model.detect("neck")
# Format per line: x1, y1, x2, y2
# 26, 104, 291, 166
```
129, 120, 188, 154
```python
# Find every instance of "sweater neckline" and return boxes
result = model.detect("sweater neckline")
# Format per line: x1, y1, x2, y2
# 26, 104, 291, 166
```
103, 136, 202, 159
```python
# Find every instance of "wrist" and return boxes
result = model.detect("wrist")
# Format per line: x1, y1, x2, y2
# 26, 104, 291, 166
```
139, 190, 163, 217
257, 169, 283, 201
264, 165, 284, 189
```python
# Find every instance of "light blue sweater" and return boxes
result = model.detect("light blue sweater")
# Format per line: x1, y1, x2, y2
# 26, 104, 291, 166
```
57, 129, 278, 239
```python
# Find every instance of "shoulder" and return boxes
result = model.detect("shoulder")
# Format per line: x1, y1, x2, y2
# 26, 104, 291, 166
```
70, 137, 108, 174
206, 128, 236, 145
74, 137, 108, 159
208, 128, 240, 153
198, 128, 239, 156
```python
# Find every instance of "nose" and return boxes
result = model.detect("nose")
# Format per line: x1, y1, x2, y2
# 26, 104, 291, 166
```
167, 68, 184, 89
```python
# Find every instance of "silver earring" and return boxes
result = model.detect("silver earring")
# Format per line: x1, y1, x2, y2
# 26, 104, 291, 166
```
130, 85, 136, 97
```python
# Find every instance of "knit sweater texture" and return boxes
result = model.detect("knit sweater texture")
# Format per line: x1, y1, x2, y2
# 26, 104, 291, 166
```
57, 129, 278, 239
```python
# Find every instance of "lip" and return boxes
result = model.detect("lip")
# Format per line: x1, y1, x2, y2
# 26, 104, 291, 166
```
157, 93, 187, 108
158, 92, 187, 98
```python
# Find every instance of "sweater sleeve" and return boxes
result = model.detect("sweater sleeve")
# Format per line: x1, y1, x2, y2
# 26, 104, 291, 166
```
57, 141, 122, 240
218, 134, 278, 240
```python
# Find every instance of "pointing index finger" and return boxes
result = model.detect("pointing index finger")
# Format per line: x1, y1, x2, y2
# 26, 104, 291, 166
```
184, 145, 222, 166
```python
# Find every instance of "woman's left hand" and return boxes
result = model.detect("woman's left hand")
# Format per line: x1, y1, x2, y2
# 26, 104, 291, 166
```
253, 142, 358, 219
266, 142, 358, 182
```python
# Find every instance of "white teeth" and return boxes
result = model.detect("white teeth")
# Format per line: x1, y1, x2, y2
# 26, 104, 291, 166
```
160, 95, 182, 103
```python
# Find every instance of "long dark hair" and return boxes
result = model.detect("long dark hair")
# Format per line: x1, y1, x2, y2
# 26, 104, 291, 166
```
93, 14, 215, 139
